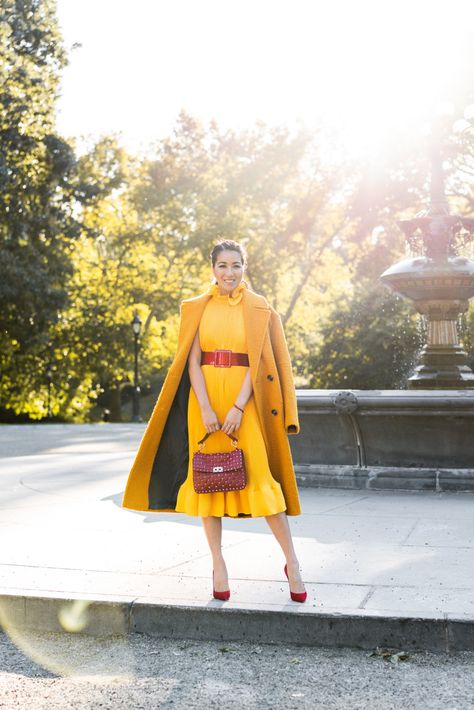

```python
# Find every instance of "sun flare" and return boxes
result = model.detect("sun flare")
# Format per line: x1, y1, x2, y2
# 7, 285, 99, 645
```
56, 0, 474, 159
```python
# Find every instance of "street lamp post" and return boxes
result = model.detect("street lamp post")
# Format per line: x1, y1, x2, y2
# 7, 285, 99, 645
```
131, 313, 143, 422
46, 365, 53, 419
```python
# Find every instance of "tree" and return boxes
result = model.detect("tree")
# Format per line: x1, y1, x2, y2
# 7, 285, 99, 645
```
308, 237, 424, 389
132, 114, 356, 380
0, 2, 126, 419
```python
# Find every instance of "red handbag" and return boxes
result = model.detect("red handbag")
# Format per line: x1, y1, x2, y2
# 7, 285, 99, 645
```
192, 432, 247, 493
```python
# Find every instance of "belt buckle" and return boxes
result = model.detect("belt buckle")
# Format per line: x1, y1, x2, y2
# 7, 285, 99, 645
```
214, 349, 232, 367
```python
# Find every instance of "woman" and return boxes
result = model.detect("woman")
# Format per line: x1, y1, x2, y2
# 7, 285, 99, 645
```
122, 239, 307, 603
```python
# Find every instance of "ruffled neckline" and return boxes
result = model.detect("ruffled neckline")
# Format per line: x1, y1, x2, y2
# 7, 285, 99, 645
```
207, 280, 247, 305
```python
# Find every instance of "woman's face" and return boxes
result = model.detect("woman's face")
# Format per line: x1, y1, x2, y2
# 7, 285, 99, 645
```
212, 250, 244, 294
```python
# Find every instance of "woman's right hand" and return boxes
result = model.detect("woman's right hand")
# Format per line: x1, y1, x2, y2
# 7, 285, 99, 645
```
201, 405, 220, 434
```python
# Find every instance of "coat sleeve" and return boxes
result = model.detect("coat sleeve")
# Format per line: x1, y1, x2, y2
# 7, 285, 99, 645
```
269, 307, 300, 435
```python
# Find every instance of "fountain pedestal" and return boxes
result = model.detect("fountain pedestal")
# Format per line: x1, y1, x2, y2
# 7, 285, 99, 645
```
380, 255, 474, 387
411, 298, 474, 387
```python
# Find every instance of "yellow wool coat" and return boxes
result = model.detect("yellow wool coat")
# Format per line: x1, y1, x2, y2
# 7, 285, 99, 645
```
122, 285, 301, 516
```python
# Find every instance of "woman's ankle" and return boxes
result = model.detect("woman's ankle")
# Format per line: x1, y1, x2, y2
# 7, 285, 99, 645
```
212, 555, 227, 569
286, 557, 301, 570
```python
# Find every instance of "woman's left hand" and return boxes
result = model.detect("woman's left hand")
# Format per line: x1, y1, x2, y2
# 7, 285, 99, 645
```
221, 406, 242, 435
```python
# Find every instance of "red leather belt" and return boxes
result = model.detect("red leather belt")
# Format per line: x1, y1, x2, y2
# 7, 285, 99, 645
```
201, 350, 249, 367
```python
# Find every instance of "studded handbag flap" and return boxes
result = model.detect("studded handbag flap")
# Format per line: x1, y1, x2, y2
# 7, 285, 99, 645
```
192, 432, 247, 493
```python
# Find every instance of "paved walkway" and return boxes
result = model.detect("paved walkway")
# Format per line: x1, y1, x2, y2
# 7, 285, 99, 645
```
0, 424, 473, 651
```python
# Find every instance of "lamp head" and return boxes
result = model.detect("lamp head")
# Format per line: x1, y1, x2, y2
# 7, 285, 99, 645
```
132, 313, 142, 335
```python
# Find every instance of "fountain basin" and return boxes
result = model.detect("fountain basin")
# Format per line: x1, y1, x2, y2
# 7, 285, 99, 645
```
380, 256, 474, 302
291, 389, 474, 491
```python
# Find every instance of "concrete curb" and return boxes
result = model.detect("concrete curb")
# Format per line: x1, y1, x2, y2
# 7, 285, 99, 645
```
1, 593, 472, 653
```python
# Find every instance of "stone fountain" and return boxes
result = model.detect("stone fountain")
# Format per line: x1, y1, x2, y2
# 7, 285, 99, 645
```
380, 135, 474, 387
291, 127, 474, 492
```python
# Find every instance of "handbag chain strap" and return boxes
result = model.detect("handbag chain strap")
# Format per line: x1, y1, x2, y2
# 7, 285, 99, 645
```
197, 431, 238, 449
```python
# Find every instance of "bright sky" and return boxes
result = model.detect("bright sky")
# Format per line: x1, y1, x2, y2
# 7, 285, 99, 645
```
55, 0, 474, 158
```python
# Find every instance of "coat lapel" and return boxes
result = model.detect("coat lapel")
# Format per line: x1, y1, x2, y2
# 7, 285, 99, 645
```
242, 289, 271, 383
178, 294, 211, 354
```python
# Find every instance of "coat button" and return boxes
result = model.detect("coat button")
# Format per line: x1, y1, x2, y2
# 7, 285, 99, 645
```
267, 374, 274, 381
271, 409, 278, 416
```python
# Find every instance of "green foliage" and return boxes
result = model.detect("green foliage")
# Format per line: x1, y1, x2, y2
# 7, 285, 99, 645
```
308, 237, 425, 389
0, 2, 128, 419
0, 0, 74, 415
309, 285, 423, 389
0, 0, 73, 339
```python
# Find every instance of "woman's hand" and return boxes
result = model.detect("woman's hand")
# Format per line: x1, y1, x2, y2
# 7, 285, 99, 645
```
201, 404, 221, 434
221, 405, 242, 436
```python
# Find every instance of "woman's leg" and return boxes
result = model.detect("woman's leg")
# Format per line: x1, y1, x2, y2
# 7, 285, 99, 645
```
201, 516, 229, 591
265, 512, 306, 593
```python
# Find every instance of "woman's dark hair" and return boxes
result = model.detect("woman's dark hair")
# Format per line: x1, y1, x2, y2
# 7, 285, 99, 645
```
210, 239, 247, 268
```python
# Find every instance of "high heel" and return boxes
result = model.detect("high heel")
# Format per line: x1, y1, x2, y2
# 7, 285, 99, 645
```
284, 563, 307, 603
212, 570, 230, 601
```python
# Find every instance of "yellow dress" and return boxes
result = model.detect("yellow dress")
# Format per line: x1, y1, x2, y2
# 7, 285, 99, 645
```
175, 282, 287, 518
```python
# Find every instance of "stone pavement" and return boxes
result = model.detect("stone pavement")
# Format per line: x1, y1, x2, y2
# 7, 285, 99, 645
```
0, 424, 473, 652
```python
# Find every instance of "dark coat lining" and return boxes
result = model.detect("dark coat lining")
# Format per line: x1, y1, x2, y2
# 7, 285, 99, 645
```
148, 369, 191, 509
